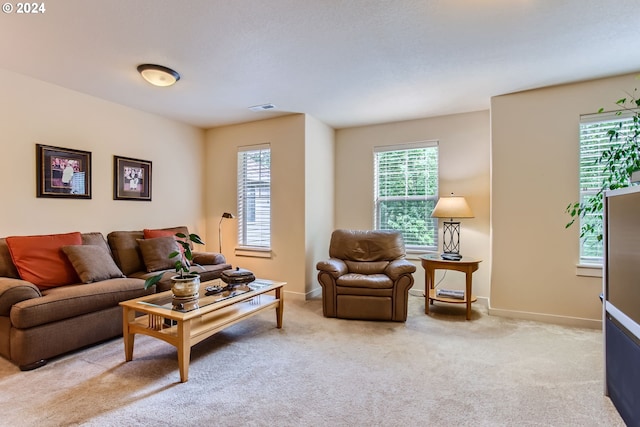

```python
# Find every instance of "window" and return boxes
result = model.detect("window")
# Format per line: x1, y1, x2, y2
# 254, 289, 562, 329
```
579, 112, 635, 263
374, 141, 439, 250
237, 144, 271, 248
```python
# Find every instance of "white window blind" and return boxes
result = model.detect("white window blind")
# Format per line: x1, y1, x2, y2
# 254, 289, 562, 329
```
579, 111, 635, 263
374, 141, 439, 250
237, 144, 271, 248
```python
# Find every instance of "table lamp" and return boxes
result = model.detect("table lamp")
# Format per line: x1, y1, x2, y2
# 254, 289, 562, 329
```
431, 194, 474, 261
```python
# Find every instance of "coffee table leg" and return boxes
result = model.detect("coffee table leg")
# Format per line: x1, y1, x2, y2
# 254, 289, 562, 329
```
275, 287, 284, 329
122, 306, 135, 361
177, 320, 191, 383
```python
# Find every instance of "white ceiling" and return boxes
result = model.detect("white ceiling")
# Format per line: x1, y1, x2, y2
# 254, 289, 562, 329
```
1, 0, 639, 129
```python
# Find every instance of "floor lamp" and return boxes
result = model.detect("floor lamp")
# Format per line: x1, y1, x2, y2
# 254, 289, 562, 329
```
431, 194, 474, 261
218, 212, 234, 254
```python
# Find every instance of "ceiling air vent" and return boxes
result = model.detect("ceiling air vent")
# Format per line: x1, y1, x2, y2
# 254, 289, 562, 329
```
249, 103, 277, 112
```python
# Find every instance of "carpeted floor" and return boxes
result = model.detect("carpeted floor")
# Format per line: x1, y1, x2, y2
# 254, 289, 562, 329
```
0, 295, 625, 426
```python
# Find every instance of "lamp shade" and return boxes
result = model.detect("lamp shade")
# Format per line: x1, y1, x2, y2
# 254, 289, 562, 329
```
431, 195, 474, 219
137, 64, 180, 87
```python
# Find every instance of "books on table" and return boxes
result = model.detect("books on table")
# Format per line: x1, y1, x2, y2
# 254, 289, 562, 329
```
436, 289, 465, 300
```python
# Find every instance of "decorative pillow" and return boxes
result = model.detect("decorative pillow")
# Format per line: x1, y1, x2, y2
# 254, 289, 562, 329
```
192, 252, 225, 265
143, 227, 191, 250
61, 245, 125, 283
6, 232, 82, 288
137, 236, 181, 273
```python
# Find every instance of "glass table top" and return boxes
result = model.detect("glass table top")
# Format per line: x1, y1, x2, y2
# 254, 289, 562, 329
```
137, 279, 273, 313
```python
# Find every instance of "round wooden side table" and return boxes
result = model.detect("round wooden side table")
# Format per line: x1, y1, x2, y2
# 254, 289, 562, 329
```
419, 254, 482, 320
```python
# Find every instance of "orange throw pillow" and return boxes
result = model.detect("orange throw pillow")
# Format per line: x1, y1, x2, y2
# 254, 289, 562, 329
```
143, 228, 187, 254
6, 232, 82, 288
143, 228, 175, 239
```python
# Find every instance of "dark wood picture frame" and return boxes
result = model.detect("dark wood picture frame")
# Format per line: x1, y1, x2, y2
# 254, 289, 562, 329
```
36, 144, 92, 199
113, 155, 152, 201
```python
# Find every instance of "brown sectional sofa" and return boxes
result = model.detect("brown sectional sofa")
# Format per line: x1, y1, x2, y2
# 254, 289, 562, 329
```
0, 226, 230, 370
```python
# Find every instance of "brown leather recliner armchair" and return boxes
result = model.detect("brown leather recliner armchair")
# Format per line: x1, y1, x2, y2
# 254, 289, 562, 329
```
316, 229, 416, 322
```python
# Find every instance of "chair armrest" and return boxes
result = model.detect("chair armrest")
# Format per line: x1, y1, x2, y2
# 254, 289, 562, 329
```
192, 251, 226, 265
385, 259, 417, 280
0, 278, 42, 316
316, 259, 348, 278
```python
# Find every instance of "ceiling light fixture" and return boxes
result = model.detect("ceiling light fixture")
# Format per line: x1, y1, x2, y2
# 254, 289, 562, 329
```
137, 64, 180, 87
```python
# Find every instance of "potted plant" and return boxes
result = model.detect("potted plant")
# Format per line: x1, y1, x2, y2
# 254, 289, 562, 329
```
144, 232, 205, 298
566, 91, 640, 243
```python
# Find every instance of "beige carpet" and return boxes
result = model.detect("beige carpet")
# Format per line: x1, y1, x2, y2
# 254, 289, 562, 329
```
0, 295, 625, 426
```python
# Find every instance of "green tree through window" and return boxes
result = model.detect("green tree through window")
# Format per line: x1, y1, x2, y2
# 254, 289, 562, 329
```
374, 142, 438, 249
578, 113, 635, 263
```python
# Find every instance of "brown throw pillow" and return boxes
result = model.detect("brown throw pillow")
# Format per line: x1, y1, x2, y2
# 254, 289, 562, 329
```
137, 236, 181, 273
62, 245, 125, 284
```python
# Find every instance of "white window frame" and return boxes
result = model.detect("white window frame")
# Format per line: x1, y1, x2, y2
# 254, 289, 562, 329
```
578, 111, 635, 265
373, 141, 439, 252
237, 144, 271, 253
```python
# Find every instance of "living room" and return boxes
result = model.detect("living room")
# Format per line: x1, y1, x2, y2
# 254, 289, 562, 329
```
1, 1, 638, 425
3, 67, 638, 327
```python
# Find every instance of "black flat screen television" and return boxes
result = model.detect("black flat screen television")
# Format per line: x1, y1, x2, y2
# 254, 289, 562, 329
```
604, 186, 640, 426
605, 187, 640, 330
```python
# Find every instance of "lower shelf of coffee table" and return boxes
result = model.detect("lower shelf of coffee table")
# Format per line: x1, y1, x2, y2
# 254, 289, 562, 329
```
130, 295, 278, 345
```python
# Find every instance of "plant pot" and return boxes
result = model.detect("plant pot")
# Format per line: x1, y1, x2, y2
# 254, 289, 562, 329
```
171, 274, 200, 299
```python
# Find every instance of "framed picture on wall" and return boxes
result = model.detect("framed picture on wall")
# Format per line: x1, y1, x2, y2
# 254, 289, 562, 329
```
36, 144, 92, 199
113, 155, 152, 201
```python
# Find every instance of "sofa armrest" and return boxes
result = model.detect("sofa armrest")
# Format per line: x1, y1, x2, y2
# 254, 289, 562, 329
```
192, 251, 226, 265
385, 259, 417, 281
316, 259, 348, 278
0, 278, 42, 316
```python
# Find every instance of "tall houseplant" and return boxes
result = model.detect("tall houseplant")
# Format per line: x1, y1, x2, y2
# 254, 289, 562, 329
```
144, 232, 205, 291
566, 91, 640, 244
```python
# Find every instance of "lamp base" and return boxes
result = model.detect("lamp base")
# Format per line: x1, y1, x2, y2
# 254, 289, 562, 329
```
441, 252, 462, 261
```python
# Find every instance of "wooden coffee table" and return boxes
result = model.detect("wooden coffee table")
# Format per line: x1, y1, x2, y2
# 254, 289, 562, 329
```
120, 278, 285, 382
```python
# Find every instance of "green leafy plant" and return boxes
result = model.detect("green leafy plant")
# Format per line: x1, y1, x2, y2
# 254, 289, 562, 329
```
143, 232, 205, 290
566, 90, 640, 244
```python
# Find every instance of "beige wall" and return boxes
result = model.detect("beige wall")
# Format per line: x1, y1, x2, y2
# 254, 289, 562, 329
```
490, 72, 640, 326
334, 111, 491, 298
7, 63, 632, 326
0, 68, 206, 239
304, 115, 335, 296
204, 115, 310, 298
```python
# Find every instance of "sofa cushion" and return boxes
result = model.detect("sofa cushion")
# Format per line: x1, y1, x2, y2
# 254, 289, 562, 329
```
137, 236, 181, 273
107, 230, 145, 276
336, 273, 393, 289
6, 232, 82, 288
62, 245, 125, 283
81, 232, 113, 255
10, 277, 149, 329
0, 238, 19, 279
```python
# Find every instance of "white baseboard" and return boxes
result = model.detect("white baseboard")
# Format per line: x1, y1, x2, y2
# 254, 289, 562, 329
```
289, 289, 599, 329
284, 286, 323, 302
487, 303, 601, 329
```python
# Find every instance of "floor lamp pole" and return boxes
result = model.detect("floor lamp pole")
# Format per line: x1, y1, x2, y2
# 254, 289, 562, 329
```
218, 212, 234, 254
